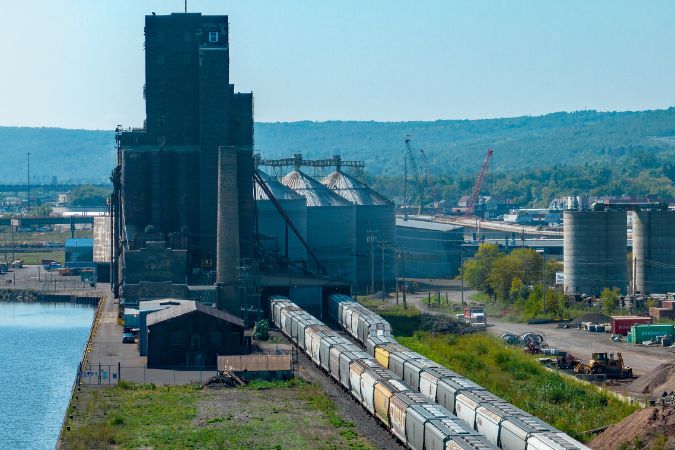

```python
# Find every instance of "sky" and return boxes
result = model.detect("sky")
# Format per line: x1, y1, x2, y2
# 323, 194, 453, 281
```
0, 1, 674, 130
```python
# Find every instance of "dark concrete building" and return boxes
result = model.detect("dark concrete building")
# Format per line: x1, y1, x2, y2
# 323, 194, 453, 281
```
146, 301, 245, 368
118, 13, 254, 277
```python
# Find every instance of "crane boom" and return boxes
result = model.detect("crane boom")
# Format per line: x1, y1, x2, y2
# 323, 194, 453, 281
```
466, 148, 493, 216
418, 148, 439, 208
404, 135, 426, 214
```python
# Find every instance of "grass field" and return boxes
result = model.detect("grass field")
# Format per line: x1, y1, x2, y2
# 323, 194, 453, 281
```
61, 380, 372, 450
369, 304, 640, 443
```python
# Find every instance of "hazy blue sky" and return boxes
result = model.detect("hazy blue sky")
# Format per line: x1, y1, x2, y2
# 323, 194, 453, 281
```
1, 1, 674, 129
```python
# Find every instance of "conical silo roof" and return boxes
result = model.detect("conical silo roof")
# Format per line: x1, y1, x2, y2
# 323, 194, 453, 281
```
255, 170, 305, 201
321, 171, 391, 206
281, 170, 351, 207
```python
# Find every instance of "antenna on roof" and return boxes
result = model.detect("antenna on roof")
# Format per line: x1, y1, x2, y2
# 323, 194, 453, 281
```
184, 0, 187, 13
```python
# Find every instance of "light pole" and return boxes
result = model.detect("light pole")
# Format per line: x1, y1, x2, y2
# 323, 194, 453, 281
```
27, 152, 31, 210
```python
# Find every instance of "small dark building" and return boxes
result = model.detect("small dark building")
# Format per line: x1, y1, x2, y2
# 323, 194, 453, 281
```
65, 238, 94, 264
146, 301, 245, 368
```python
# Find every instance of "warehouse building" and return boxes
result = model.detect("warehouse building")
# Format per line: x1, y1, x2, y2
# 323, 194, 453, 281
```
146, 301, 245, 368
396, 219, 464, 279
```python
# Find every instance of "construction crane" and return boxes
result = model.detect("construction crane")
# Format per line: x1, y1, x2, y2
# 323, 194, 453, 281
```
403, 135, 426, 216
465, 148, 494, 216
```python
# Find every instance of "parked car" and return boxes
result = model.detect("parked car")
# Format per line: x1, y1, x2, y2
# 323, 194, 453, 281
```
122, 332, 135, 344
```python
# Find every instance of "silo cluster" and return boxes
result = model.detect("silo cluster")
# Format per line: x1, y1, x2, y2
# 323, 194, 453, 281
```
321, 170, 395, 291
281, 170, 357, 282
632, 210, 675, 295
563, 210, 628, 296
255, 170, 308, 262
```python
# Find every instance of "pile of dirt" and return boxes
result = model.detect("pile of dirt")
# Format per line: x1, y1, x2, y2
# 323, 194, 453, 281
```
591, 402, 675, 450
628, 362, 675, 397
569, 312, 611, 325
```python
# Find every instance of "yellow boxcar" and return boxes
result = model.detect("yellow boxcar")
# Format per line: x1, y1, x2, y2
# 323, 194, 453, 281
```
375, 346, 390, 368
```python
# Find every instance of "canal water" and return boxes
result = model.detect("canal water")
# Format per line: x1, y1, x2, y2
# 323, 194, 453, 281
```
0, 302, 94, 450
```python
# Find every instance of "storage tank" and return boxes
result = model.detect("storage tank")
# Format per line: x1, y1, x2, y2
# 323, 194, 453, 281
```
321, 170, 395, 292
282, 170, 356, 284
563, 210, 627, 295
255, 170, 308, 262
633, 210, 675, 294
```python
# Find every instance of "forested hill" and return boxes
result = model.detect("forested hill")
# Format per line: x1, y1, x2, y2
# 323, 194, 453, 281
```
1, 108, 674, 183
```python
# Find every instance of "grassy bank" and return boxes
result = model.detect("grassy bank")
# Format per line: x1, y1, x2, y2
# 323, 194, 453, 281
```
371, 304, 639, 443
61, 380, 372, 450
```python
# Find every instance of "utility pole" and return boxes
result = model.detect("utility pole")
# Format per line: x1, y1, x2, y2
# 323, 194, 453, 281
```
395, 247, 400, 305
27, 152, 30, 210
542, 255, 546, 314
403, 156, 408, 220
632, 256, 637, 314
367, 230, 375, 295
460, 250, 465, 305
401, 250, 407, 309
381, 241, 386, 301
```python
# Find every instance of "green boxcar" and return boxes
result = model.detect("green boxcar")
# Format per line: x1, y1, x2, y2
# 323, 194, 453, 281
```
629, 324, 674, 343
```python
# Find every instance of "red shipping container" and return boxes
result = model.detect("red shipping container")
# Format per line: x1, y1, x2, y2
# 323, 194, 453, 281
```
611, 316, 653, 335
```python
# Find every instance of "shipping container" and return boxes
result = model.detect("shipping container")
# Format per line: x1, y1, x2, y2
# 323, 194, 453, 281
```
629, 323, 675, 343
611, 316, 652, 335
474, 402, 529, 447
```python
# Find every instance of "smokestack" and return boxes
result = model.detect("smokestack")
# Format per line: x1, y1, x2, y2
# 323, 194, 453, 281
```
216, 146, 240, 311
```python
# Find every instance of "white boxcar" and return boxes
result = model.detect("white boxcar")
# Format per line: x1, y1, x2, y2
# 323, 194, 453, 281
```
526, 432, 589, 450
405, 404, 452, 450
437, 377, 485, 415
500, 415, 557, 450
424, 418, 484, 450
419, 367, 461, 403
455, 390, 502, 430
389, 391, 426, 444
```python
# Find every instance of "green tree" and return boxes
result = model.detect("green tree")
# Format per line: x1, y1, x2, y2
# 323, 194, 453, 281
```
487, 254, 523, 302
462, 244, 501, 296
69, 185, 110, 207
601, 287, 621, 315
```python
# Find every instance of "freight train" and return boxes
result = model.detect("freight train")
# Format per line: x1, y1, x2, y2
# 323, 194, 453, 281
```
270, 296, 497, 450
327, 294, 589, 450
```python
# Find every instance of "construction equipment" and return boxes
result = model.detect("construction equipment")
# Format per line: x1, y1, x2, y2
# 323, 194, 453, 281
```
418, 147, 439, 208
555, 351, 580, 370
574, 352, 633, 378
465, 148, 493, 216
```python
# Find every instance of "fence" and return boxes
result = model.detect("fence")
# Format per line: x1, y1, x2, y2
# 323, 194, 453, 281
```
79, 363, 219, 386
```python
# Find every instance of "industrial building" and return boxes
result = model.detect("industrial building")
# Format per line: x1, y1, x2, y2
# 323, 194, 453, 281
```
563, 210, 628, 296
321, 168, 395, 292
395, 219, 464, 279
146, 302, 245, 368
116, 12, 254, 313
633, 210, 675, 294
563, 203, 675, 297
281, 169, 357, 283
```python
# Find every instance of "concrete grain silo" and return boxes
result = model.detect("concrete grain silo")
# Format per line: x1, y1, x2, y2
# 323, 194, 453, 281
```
255, 170, 308, 262
282, 170, 356, 284
563, 210, 628, 296
633, 210, 675, 294
321, 170, 395, 293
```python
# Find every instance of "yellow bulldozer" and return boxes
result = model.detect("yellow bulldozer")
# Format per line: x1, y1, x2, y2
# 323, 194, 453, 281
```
574, 352, 633, 379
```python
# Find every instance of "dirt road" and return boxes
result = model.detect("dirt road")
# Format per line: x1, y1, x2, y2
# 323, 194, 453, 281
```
403, 281, 675, 376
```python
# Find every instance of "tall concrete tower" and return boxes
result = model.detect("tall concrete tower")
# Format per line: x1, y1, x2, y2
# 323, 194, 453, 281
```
118, 13, 254, 313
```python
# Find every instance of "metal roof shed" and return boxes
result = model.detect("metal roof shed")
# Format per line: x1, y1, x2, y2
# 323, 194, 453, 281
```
146, 302, 245, 368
